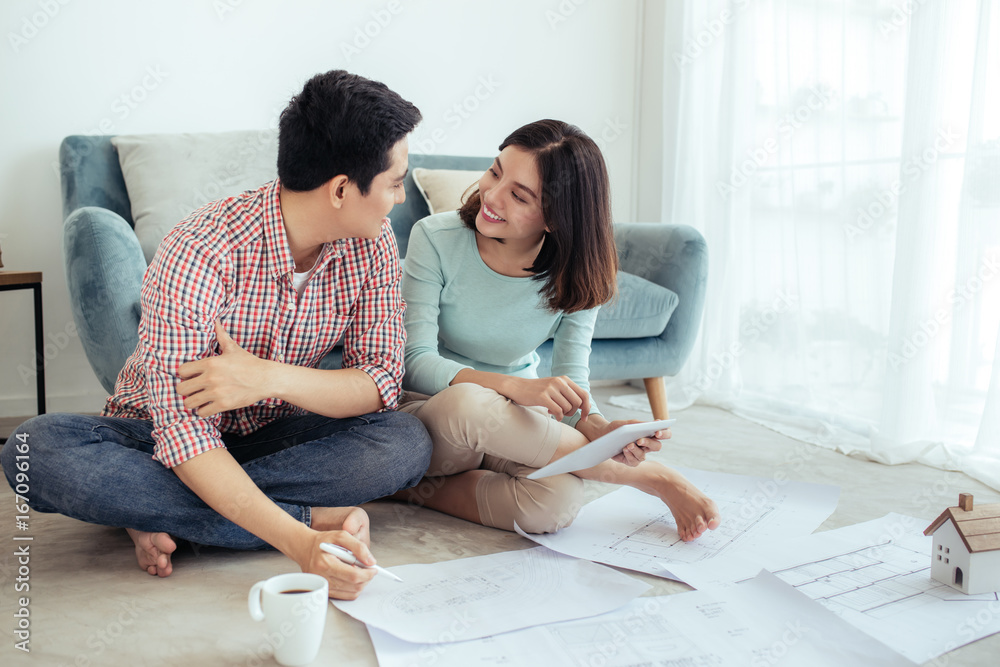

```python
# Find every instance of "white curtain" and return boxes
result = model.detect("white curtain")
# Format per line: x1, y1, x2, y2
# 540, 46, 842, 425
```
661, 0, 1000, 491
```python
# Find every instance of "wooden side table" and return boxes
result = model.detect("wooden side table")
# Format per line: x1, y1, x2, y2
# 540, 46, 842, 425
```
0, 271, 45, 415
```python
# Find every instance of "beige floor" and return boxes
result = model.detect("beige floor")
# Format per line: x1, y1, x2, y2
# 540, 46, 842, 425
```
2, 385, 999, 666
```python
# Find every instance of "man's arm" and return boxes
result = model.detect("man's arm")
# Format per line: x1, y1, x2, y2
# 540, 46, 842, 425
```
138, 228, 380, 598
177, 322, 385, 418
172, 449, 376, 599
177, 223, 405, 418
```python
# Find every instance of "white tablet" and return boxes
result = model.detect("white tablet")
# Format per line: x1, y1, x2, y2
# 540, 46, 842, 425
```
526, 419, 676, 479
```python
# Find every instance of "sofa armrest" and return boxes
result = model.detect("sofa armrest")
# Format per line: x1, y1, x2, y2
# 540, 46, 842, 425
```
64, 206, 146, 393
613, 223, 708, 375
60, 136, 132, 224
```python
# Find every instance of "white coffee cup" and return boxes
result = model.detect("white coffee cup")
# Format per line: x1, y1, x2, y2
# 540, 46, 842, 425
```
248, 572, 329, 666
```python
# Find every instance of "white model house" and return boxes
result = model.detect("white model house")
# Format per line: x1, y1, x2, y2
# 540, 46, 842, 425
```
923, 493, 1000, 595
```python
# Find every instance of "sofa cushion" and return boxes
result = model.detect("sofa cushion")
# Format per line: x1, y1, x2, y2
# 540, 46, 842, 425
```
112, 130, 278, 264
594, 272, 678, 339
411, 167, 482, 214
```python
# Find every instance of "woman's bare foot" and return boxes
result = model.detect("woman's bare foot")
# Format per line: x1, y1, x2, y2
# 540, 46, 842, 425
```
637, 467, 720, 542
660, 469, 720, 541
125, 528, 177, 577
311, 506, 371, 547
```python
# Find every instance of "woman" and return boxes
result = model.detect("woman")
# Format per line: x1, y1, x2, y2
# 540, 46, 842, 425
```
396, 119, 719, 539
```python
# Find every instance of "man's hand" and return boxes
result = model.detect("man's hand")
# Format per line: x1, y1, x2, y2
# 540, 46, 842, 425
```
296, 526, 378, 600
576, 416, 669, 466
177, 322, 273, 417
500, 375, 591, 421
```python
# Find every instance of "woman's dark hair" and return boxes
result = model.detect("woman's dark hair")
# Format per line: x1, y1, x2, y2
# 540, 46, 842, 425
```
458, 119, 618, 313
278, 70, 421, 193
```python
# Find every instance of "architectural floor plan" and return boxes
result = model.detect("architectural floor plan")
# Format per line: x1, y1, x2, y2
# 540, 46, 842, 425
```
367, 572, 913, 667
669, 514, 1000, 662
331, 546, 650, 644
520, 466, 840, 577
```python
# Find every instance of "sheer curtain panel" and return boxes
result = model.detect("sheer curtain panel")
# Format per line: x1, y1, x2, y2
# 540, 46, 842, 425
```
662, 0, 1000, 490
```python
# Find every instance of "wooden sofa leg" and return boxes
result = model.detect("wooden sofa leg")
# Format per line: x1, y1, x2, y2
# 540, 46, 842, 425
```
643, 377, 670, 420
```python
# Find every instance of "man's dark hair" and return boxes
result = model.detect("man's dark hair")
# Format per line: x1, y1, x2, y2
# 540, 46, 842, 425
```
278, 70, 421, 194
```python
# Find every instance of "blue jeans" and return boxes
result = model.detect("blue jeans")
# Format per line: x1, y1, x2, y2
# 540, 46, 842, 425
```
1, 411, 431, 549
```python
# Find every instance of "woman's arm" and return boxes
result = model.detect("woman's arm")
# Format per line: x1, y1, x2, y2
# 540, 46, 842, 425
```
548, 307, 602, 425
450, 367, 590, 421
401, 221, 473, 395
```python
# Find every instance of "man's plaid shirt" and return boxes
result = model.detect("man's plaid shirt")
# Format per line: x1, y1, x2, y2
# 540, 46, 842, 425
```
103, 179, 406, 468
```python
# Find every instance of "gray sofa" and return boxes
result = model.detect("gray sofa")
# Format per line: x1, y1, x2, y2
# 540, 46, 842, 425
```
59, 134, 707, 418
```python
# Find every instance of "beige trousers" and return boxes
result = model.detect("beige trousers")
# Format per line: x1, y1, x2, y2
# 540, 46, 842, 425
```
398, 383, 584, 534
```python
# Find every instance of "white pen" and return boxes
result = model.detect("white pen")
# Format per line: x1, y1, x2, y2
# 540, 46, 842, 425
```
319, 543, 404, 583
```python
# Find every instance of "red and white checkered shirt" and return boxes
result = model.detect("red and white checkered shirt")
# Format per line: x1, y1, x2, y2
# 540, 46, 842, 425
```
103, 179, 406, 468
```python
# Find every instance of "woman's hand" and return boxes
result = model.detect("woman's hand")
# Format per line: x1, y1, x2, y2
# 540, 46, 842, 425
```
502, 375, 591, 421
576, 415, 670, 466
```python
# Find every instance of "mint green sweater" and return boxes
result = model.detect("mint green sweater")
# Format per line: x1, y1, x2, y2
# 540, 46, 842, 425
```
401, 211, 601, 425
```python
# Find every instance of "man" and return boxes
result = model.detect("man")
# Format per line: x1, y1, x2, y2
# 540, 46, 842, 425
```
1, 70, 430, 600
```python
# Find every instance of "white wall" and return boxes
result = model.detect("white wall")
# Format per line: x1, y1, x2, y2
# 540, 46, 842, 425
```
0, 0, 639, 417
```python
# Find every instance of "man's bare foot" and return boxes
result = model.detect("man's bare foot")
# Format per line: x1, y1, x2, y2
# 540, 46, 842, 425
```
125, 528, 177, 577
643, 468, 720, 542
311, 506, 370, 547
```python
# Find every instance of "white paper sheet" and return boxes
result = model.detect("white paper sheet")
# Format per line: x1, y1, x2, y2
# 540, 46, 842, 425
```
367, 570, 914, 667
330, 546, 650, 644
518, 466, 839, 579
669, 513, 1000, 663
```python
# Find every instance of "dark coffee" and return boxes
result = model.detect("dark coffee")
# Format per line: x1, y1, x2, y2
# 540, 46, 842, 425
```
280, 589, 313, 594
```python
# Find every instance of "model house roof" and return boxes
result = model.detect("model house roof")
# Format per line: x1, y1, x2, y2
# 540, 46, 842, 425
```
924, 494, 1000, 554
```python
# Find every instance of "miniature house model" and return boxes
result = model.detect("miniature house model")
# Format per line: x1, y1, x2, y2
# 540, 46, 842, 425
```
923, 493, 1000, 595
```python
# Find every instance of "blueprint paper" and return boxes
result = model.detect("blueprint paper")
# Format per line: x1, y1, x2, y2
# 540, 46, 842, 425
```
670, 513, 1000, 663
330, 546, 650, 644
367, 570, 914, 667
518, 466, 839, 579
